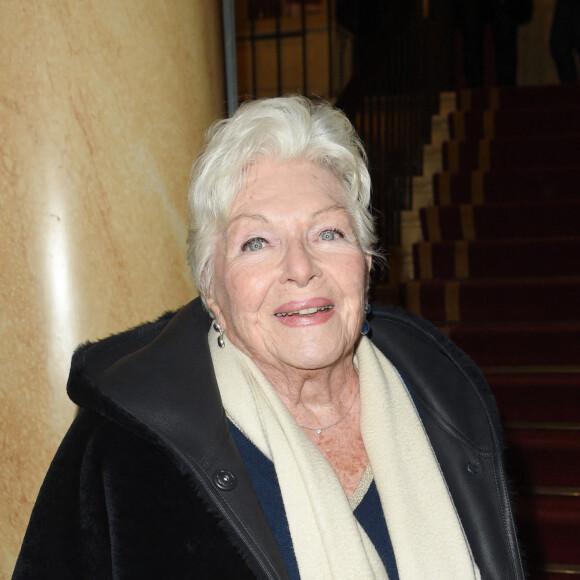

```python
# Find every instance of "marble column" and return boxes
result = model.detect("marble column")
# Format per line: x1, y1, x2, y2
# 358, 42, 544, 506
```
0, 1, 224, 574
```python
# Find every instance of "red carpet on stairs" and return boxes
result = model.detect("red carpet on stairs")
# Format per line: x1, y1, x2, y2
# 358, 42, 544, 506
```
420, 201, 580, 241
457, 83, 580, 110
505, 429, 580, 488
404, 84, 580, 579
488, 374, 580, 423
406, 278, 580, 323
434, 167, 580, 205
515, 494, 580, 566
443, 134, 580, 172
442, 323, 580, 367
413, 237, 580, 279
449, 107, 580, 140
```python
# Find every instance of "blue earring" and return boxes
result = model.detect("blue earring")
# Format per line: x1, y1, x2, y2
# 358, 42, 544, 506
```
361, 304, 371, 335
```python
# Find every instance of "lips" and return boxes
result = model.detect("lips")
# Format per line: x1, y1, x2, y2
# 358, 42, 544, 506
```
274, 298, 334, 316
273, 299, 335, 327
275, 305, 333, 317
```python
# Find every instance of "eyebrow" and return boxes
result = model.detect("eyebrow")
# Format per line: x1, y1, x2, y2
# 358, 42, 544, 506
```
228, 213, 270, 226
228, 203, 349, 227
313, 203, 349, 218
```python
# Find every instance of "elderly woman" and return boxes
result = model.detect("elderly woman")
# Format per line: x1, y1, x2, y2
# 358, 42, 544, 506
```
13, 97, 524, 579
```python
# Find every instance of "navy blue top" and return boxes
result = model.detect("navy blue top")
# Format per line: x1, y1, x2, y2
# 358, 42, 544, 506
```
228, 421, 399, 579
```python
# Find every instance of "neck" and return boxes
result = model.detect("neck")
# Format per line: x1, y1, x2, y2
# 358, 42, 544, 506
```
254, 353, 360, 429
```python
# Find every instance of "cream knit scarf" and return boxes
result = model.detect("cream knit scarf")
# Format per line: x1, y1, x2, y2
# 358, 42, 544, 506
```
209, 333, 480, 580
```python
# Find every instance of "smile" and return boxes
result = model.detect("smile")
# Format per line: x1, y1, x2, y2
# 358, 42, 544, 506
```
274, 305, 334, 317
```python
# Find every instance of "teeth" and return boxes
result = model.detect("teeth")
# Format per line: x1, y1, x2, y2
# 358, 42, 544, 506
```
275, 305, 333, 317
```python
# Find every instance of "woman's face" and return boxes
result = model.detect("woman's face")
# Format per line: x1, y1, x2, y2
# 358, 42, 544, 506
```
206, 159, 371, 377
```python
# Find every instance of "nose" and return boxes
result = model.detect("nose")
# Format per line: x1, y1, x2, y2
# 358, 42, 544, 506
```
279, 241, 321, 287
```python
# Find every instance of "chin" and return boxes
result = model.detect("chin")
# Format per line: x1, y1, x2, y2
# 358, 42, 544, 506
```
282, 344, 349, 372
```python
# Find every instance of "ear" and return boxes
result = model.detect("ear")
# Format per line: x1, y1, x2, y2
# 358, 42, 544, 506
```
364, 253, 373, 289
365, 253, 372, 274
204, 294, 225, 328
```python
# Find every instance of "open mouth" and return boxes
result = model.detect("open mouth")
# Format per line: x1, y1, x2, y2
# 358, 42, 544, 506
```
274, 305, 334, 317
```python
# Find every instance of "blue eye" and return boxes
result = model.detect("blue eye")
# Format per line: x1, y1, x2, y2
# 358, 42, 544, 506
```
320, 229, 343, 241
242, 237, 266, 251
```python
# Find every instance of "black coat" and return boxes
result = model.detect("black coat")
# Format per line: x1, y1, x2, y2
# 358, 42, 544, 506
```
13, 299, 525, 579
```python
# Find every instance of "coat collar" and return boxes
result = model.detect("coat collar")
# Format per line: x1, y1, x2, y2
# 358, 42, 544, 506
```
68, 298, 289, 580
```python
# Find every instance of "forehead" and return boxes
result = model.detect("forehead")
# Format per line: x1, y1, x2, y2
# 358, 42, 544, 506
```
231, 159, 347, 214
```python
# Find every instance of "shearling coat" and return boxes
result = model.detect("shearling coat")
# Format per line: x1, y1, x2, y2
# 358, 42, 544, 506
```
13, 299, 525, 579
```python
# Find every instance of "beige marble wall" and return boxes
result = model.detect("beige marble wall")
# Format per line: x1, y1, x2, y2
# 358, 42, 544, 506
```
0, 1, 224, 575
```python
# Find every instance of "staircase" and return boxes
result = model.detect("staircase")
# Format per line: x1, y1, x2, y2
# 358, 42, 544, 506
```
397, 84, 580, 579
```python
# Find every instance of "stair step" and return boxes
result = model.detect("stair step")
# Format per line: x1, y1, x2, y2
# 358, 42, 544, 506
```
404, 278, 580, 323
430, 113, 450, 146
504, 429, 580, 489
488, 373, 580, 424
442, 134, 580, 172
433, 168, 580, 206
422, 143, 442, 175
400, 209, 422, 248
442, 323, 580, 367
439, 91, 456, 116
515, 494, 580, 566
505, 423, 580, 431
457, 84, 580, 111
448, 107, 580, 140
413, 237, 580, 280
420, 200, 580, 242
411, 175, 433, 208
541, 563, 580, 580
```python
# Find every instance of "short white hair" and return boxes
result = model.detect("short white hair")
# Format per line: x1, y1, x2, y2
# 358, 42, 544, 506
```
187, 95, 379, 300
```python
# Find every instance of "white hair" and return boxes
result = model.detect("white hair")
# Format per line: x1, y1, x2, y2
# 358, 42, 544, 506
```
187, 95, 379, 300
